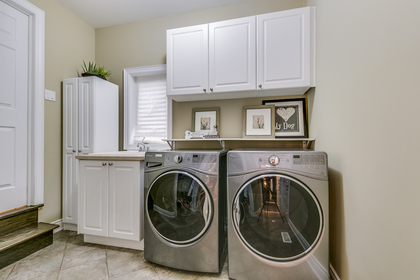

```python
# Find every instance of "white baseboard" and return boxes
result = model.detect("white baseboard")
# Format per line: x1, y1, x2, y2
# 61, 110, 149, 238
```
84, 235, 144, 250
51, 219, 63, 234
330, 264, 341, 280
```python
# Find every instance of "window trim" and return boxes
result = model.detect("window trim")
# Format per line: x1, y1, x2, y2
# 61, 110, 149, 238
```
123, 65, 172, 150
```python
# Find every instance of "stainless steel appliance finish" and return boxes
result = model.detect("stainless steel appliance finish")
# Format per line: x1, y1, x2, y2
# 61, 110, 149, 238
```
227, 149, 329, 280
144, 150, 227, 273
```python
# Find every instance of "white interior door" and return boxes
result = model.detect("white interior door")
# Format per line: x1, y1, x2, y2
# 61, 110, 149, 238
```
0, 1, 29, 212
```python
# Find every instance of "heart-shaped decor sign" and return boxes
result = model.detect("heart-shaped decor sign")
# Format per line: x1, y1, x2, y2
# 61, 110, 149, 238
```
277, 107, 296, 122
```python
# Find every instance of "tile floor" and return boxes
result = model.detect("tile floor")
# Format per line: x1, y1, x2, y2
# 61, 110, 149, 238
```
0, 230, 229, 280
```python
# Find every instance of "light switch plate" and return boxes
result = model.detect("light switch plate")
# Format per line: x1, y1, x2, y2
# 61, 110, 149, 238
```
45, 89, 56, 101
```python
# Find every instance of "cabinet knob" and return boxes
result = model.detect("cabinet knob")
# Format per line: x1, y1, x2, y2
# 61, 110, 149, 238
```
203, 89, 206, 93
102, 162, 107, 166
259, 84, 262, 88
109, 162, 113, 166
78, 150, 82, 153
210, 88, 213, 92
72, 150, 76, 153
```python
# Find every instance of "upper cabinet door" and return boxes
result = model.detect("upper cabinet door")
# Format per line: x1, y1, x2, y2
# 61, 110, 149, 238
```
209, 16, 256, 93
257, 7, 315, 90
167, 24, 209, 95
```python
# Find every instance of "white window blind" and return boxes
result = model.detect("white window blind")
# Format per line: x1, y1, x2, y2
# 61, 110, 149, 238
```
135, 73, 167, 143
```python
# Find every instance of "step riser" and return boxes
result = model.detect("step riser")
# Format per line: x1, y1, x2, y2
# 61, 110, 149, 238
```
0, 209, 38, 236
0, 230, 54, 270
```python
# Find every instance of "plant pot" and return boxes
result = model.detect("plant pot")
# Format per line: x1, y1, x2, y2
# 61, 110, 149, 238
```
81, 73, 106, 80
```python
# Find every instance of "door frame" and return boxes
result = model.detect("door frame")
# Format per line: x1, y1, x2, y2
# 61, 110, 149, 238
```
3, 0, 45, 206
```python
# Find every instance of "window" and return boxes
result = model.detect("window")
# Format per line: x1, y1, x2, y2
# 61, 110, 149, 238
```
124, 65, 170, 150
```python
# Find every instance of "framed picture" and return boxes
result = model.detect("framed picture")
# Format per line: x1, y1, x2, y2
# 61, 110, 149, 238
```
262, 98, 308, 138
192, 107, 220, 135
242, 105, 275, 138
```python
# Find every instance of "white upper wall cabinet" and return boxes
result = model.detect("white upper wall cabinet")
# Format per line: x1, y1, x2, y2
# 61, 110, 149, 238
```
166, 24, 208, 95
257, 7, 315, 92
166, 6, 315, 101
209, 16, 256, 93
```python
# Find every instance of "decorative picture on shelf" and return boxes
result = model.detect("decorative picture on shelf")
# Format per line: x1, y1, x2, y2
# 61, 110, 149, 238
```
262, 98, 308, 138
242, 105, 275, 138
192, 108, 220, 137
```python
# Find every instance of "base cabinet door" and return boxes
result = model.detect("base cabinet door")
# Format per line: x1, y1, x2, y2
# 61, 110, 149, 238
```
108, 161, 140, 241
78, 160, 141, 241
78, 160, 108, 237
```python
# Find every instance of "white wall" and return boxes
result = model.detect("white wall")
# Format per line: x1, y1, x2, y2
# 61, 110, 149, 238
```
307, 0, 420, 279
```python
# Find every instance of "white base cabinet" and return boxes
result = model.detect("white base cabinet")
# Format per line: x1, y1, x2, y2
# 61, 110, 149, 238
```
78, 160, 143, 247
62, 77, 118, 230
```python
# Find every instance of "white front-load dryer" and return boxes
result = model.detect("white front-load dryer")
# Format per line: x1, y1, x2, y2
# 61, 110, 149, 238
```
227, 149, 329, 280
144, 150, 227, 273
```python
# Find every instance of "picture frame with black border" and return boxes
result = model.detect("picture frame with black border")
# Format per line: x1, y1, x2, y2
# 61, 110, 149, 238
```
242, 105, 275, 138
262, 98, 308, 138
192, 107, 220, 136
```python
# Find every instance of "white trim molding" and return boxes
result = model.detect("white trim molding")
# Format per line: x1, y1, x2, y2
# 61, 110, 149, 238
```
2, 0, 45, 206
51, 219, 63, 234
123, 65, 171, 150
330, 263, 341, 280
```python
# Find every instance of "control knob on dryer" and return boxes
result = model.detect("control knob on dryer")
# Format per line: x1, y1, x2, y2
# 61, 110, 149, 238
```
174, 155, 183, 163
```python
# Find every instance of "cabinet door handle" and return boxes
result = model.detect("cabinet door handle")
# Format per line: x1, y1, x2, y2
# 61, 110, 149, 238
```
209, 88, 213, 92
102, 162, 107, 166
203, 88, 206, 92
72, 150, 76, 153
259, 84, 262, 88
78, 150, 82, 153
109, 162, 113, 166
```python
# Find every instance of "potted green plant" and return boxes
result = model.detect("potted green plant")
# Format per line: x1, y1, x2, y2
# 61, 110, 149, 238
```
80, 61, 111, 80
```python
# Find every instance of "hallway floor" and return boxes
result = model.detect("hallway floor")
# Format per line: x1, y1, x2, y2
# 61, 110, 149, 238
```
0, 230, 229, 280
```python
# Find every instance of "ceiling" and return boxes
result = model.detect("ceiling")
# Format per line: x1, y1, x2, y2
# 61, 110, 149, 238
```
56, 0, 250, 28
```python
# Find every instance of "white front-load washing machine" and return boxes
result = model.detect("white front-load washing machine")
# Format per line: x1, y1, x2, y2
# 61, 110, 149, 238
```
144, 150, 227, 273
227, 149, 329, 280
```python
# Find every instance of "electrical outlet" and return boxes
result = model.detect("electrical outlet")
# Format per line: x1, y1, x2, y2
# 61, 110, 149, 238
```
45, 89, 56, 102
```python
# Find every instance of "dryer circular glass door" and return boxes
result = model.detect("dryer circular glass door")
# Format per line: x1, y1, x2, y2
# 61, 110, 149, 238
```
232, 174, 323, 262
147, 171, 213, 245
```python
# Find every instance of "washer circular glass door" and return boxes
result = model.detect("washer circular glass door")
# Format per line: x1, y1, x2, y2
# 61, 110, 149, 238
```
232, 174, 323, 261
147, 171, 213, 245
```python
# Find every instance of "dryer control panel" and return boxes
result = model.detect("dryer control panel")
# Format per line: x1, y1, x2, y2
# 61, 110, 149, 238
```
228, 150, 328, 178
145, 151, 224, 174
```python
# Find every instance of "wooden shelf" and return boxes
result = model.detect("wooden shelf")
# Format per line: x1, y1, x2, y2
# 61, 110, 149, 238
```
163, 138, 315, 150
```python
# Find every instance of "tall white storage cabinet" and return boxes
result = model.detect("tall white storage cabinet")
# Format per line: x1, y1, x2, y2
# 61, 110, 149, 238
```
62, 77, 118, 230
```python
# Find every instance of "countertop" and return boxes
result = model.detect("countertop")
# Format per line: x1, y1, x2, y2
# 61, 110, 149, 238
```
76, 151, 145, 161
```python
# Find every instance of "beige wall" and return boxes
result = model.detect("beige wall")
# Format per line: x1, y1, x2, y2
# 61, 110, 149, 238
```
307, 0, 420, 279
28, 0, 95, 222
95, 0, 306, 148
26, 0, 420, 279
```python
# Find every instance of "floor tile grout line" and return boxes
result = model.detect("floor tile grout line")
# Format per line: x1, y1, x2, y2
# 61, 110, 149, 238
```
3, 262, 16, 280
105, 246, 110, 280
56, 231, 70, 280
